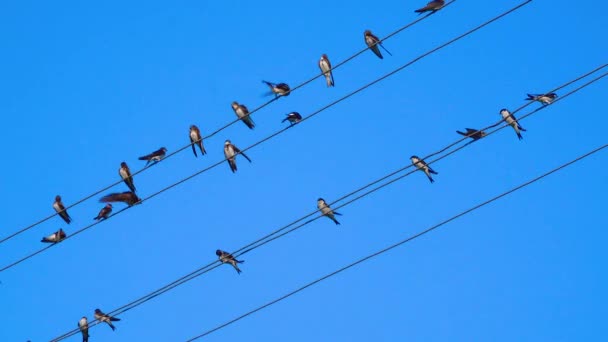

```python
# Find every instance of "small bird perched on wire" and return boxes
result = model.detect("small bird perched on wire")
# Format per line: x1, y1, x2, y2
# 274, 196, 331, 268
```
78, 317, 89, 342
189, 125, 206, 157
119, 162, 136, 193
415, 0, 445, 14
262, 80, 290, 98
231, 101, 256, 130
138, 147, 168, 166
41, 228, 67, 243
94, 308, 121, 331
319, 54, 335, 87
53, 195, 72, 224
525, 93, 558, 105
282, 112, 302, 126
216, 249, 244, 274
317, 198, 342, 225
224, 140, 252, 173
93, 204, 113, 221
456, 128, 487, 141
410, 155, 438, 183
500, 108, 526, 140
364, 30, 392, 59
100, 191, 141, 206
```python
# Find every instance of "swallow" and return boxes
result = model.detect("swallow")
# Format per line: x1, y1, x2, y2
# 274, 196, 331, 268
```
525, 93, 558, 105
415, 0, 445, 14
500, 108, 526, 140
78, 317, 89, 342
231, 102, 255, 130
119, 162, 136, 193
94, 309, 120, 331
319, 54, 335, 87
364, 30, 392, 59
216, 249, 244, 274
41, 228, 67, 243
100, 191, 141, 206
317, 198, 342, 225
456, 128, 487, 141
94, 204, 113, 221
262, 81, 291, 98
53, 195, 72, 224
224, 140, 252, 173
282, 112, 302, 126
410, 155, 438, 183
138, 147, 168, 165
189, 125, 206, 157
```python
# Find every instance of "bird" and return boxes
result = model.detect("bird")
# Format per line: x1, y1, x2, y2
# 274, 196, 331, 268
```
415, 0, 445, 14
525, 93, 558, 105
317, 198, 342, 225
410, 155, 438, 183
500, 108, 526, 140
319, 54, 334, 87
262, 81, 291, 98
216, 249, 244, 274
94, 309, 120, 331
456, 128, 487, 140
189, 125, 206, 157
100, 191, 141, 206
231, 102, 255, 130
119, 162, 136, 193
94, 204, 113, 221
224, 140, 252, 173
364, 30, 392, 59
138, 147, 168, 165
282, 112, 302, 126
53, 195, 72, 224
41, 228, 67, 243
78, 317, 89, 342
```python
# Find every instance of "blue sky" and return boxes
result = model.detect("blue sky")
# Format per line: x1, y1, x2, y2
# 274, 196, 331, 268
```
1, 1, 607, 341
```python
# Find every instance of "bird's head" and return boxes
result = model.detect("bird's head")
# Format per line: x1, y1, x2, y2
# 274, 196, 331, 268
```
160, 147, 168, 152
215, 250, 222, 256
499, 108, 509, 115
224, 140, 231, 145
231, 101, 239, 109
120, 162, 127, 168
55, 195, 61, 202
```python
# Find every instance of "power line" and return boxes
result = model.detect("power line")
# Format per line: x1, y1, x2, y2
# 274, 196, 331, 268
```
2, 0, 520, 275
186, 143, 608, 341
45, 57, 605, 342
0, 0, 459, 246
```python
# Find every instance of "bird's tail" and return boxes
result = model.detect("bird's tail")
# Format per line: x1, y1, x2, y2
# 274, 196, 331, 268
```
518, 125, 527, 132
245, 118, 255, 129
456, 130, 467, 136
525, 94, 536, 101
108, 322, 116, 331
236, 259, 245, 264
93, 216, 100, 220
334, 211, 343, 216
41, 237, 53, 243
281, 117, 289, 123
427, 175, 435, 183
429, 168, 439, 175
110, 317, 121, 322
138, 156, 147, 161
332, 216, 341, 225
516, 131, 524, 140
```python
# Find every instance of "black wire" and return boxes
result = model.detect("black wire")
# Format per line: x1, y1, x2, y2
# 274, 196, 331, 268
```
46, 64, 607, 342
0, 0, 458, 246
186, 143, 608, 341
0, 0, 506, 276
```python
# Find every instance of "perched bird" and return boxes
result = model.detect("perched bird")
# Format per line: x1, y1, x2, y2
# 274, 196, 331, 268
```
319, 54, 335, 87
364, 30, 392, 59
41, 228, 67, 243
94, 309, 120, 331
415, 0, 445, 14
138, 147, 168, 165
500, 108, 526, 140
456, 128, 487, 141
94, 204, 113, 221
282, 112, 302, 126
119, 162, 136, 193
53, 195, 72, 224
231, 102, 255, 130
224, 140, 252, 173
526, 93, 558, 105
410, 155, 438, 183
78, 317, 89, 342
262, 81, 291, 98
216, 249, 244, 274
317, 198, 342, 225
100, 191, 141, 206
189, 125, 206, 157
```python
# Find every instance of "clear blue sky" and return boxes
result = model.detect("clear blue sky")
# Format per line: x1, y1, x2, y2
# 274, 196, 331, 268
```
1, 1, 607, 341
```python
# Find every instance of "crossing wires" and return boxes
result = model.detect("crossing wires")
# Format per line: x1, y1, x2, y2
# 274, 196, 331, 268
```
0, 0, 459, 246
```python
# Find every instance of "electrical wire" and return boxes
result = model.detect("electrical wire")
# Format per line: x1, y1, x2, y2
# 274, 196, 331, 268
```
0, 0, 459, 246
45, 52, 607, 342
2, 0, 521, 276
186, 143, 608, 341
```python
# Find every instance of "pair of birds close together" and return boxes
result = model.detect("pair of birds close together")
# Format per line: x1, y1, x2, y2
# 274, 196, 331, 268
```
78, 309, 121, 342
189, 124, 252, 172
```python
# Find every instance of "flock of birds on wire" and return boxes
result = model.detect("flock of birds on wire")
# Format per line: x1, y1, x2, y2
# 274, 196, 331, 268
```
20, 1, 561, 340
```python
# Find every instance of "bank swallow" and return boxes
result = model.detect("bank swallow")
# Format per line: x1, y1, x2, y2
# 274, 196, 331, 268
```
317, 198, 342, 225
94, 204, 113, 221
100, 191, 141, 206
41, 228, 66, 243
319, 54, 335, 87
224, 140, 252, 173
364, 30, 392, 59
53, 195, 72, 224
415, 0, 445, 14
138, 147, 168, 165
282, 112, 302, 125
526, 93, 558, 105
410, 155, 438, 183
189, 125, 207, 157
119, 162, 136, 193
456, 128, 487, 140
500, 108, 526, 140
231, 101, 255, 130
78, 317, 89, 342
216, 249, 244, 274
94, 309, 120, 331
